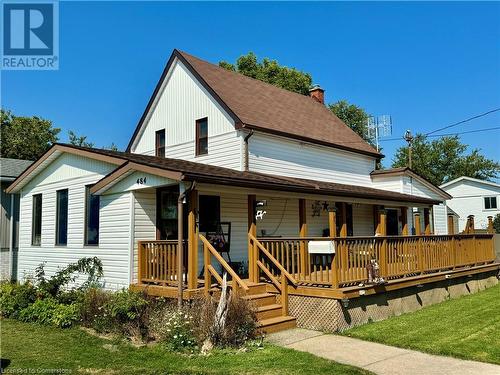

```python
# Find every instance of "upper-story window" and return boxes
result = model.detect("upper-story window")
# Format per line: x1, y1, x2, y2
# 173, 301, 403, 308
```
155, 129, 165, 157
484, 196, 497, 210
56, 189, 68, 246
32, 194, 42, 246
196, 117, 208, 156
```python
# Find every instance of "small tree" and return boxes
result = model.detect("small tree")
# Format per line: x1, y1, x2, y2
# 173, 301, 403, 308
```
68, 130, 95, 148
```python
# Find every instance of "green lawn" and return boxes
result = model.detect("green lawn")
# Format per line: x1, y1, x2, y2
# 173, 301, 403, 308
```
343, 283, 500, 364
1, 319, 370, 375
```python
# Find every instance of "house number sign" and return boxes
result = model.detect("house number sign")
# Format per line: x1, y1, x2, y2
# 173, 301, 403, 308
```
136, 177, 147, 185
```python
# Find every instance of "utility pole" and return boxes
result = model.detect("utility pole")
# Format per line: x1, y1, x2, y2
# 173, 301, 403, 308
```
404, 130, 413, 169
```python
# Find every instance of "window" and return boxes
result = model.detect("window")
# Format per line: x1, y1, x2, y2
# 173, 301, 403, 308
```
85, 186, 100, 245
484, 196, 497, 210
56, 189, 68, 245
199, 195, 220, 232
195, 117, 208, 156
155, 129, 165, 157
32, 194, 42, 246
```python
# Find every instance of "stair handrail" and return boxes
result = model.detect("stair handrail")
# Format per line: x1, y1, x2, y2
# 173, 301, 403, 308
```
200, 234, 249, 294
249, 234, 298, 287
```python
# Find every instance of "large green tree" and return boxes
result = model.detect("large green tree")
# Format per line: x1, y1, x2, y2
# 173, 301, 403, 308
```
328, 100, 375, 145
219, 52, 313, 95
392, 134, 500, 186
0, 109, 60, 160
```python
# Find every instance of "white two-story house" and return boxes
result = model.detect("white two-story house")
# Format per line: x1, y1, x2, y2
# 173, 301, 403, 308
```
8, 50, 496, 332
440, 176, 500, 231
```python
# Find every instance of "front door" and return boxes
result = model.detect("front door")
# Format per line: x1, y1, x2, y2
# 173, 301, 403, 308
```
386, 209, 399, 235
156, 186, 180, 240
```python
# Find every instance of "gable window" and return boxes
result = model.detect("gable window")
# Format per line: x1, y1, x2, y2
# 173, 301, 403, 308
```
484, 196, 497, 210
155, 129, 165, 157
56, 189, 68, 246
32, 194, 42, 246
195, 117, 208, 156
85, 186, 100, 245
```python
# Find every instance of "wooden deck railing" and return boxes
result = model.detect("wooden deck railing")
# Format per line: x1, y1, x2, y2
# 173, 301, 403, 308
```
200, 234, 249, 295
255, 234, 495, 288
137, 240, 187, 285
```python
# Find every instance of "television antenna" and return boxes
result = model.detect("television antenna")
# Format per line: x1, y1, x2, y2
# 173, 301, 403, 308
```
367, 115, 392, 151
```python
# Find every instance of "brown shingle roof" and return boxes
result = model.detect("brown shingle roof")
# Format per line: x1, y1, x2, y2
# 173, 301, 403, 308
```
127, 49, 381, 158
50, 145, 436, 204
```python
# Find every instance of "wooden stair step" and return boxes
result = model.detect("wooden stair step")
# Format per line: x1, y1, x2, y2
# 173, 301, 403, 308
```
242, 293, 277, 307
255, 303, 282, 320
257, 315, 297, 333
244, 283, 268, 295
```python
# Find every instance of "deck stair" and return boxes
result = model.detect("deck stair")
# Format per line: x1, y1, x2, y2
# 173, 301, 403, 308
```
241, 282, 296, 333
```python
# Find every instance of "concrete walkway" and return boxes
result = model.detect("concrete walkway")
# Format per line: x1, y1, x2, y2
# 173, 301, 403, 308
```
267, 328, 500, 375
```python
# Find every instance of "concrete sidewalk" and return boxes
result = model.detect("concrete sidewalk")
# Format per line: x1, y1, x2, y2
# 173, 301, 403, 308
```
267, 328, 500, 375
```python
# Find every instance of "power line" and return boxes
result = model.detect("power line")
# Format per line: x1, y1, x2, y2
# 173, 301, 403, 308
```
331, 124, 500, 147
424, 108, 500, 136
426, 126, 500, 138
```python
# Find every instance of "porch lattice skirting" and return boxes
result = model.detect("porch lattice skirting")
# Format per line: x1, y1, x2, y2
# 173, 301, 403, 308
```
281, 270, 499, 332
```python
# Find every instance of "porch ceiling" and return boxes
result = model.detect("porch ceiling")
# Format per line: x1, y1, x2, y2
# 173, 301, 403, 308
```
71, 144, 441, 205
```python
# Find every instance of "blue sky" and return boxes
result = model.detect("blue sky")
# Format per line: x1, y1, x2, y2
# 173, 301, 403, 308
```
2, 1, 500, 168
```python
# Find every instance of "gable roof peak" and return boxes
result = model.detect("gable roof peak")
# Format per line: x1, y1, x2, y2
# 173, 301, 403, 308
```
128, 49, 381, 158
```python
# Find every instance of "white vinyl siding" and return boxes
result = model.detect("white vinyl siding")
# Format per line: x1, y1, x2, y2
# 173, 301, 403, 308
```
132, 189, 157, 283
248, 133, 376, 185
17, 154, 131, 290
166, 131, 242, 170
352, 204, 375, 236
432, 204, 448, 235
402, 176, 443, 201
131, 59, 243, 170
442, 179, 500, 231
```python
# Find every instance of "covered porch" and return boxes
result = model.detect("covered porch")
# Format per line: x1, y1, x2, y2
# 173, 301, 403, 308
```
90, 158, 499, 308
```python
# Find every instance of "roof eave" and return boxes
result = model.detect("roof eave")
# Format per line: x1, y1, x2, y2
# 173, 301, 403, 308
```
239, 123, 383, 159
182, 172, 439, 205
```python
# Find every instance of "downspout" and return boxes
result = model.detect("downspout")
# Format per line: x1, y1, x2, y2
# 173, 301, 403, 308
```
243, 130, 254, 171
177, 181, 197, 308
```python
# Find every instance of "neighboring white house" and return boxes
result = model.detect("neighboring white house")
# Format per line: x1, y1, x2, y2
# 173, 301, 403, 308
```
7, 49, 448, 290
1, 158, 33, 280
440, 176, 500, 232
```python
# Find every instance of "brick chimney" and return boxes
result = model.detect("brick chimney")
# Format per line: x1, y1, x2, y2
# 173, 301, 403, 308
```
309, 84, 324, 104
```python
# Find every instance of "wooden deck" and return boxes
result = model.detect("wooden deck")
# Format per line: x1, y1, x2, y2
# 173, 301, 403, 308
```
134, 233, 498, 301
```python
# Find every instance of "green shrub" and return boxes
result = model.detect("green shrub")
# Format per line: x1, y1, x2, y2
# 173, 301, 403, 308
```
18, 298, 79, 328
0, 281, 37, 318
35, 257, 103, 298
107, 289, 149, 322
78, 288, 154, 339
